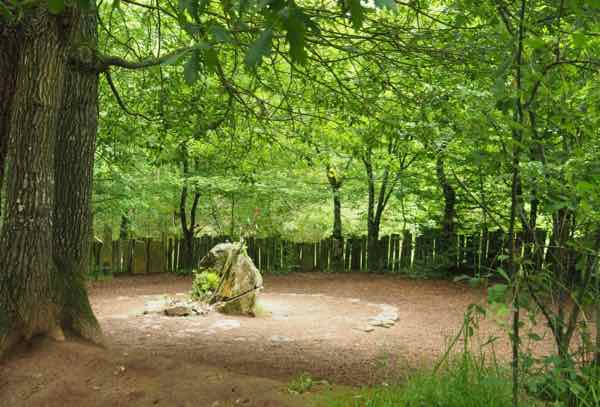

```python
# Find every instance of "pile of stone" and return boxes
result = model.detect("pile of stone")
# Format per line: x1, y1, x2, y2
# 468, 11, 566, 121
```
143, 296, 210, 317
355, 304, 399, 332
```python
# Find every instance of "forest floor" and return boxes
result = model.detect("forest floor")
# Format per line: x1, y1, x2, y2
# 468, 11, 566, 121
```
1, 272, 557, 407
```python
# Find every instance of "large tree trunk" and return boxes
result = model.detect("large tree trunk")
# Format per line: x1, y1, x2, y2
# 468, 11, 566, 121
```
53, 6, 102, 343
0, 10, 70, 355
0, 25, 22, 217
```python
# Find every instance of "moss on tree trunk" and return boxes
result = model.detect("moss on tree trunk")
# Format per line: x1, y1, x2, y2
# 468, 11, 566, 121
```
53, 6, 102, 343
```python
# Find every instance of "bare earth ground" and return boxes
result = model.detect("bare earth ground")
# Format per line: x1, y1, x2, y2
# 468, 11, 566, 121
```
0, 272, 557, 407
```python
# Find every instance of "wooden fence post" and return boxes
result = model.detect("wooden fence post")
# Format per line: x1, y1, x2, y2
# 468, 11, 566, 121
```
300, 243, 314, 271
100, 226, 113, 274
344, 239, 351, 271
132, 239, 147, 274
380, 235, 390, 271
389, 234, 400, 272
351, 237, 361, 271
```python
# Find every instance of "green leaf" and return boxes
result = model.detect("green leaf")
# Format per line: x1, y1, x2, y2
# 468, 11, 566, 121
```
282, 8, 308, 64
112, 0, 121, 9
184, 50, 199, 85
203, 47, 218, 73
572, 32, 588, 49
527, 332, 542, 341
47, 0, 65, 14
496, 267, 510, 282
488, 283, 508, 304
374, 0, 396, 10
209, 23, 232, 43
162, 50, 189, 65
245, 29, 273, 68
346, 0, 364, 30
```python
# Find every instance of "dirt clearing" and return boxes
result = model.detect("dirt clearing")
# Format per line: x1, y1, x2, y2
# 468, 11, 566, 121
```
1, 272, 552, 406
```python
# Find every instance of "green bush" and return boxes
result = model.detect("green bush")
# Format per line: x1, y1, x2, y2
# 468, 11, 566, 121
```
190, 270, 220, 300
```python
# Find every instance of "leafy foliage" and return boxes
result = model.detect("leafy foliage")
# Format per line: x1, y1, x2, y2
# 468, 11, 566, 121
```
190, 270, 220, 300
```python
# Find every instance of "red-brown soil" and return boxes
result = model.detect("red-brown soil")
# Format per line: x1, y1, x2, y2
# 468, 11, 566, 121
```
0, 272, 557, 406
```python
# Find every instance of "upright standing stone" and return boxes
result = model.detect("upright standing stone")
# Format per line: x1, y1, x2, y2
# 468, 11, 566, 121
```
198, 242, 263, 316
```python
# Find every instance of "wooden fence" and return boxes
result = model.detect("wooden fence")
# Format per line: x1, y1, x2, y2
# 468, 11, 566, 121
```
93, 229, 544, 275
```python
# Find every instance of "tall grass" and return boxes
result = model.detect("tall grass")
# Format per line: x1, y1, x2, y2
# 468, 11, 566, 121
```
318, 351, 519, 407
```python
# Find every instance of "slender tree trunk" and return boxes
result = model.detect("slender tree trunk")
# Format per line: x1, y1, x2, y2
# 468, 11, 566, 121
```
327, 166, 344, 271
0, 25, 21, 218
53, 6, 102, 343
0, 10, 70, 356
367, 220, 380, 271
436, 156, 456, 267
363, 151, 391, 272
364, 150, 379, 271
119, 214, 130, 240
178, 153, 200, 270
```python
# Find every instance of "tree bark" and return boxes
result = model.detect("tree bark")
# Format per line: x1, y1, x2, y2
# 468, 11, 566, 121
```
326, 165, 343, 271
363, 149, 390, 272
436, 156, 457, 268
53, 5, 102, 343
0, 25, 22, 217
0, 10, 70, 356
178, 151, 200, 270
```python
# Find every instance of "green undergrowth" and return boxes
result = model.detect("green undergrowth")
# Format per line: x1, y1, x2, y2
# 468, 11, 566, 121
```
308, 353, 541, 407
86, 266, 113, 281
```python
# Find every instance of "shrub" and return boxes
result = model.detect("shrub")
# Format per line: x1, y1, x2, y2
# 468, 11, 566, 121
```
190, 270, 220, 301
